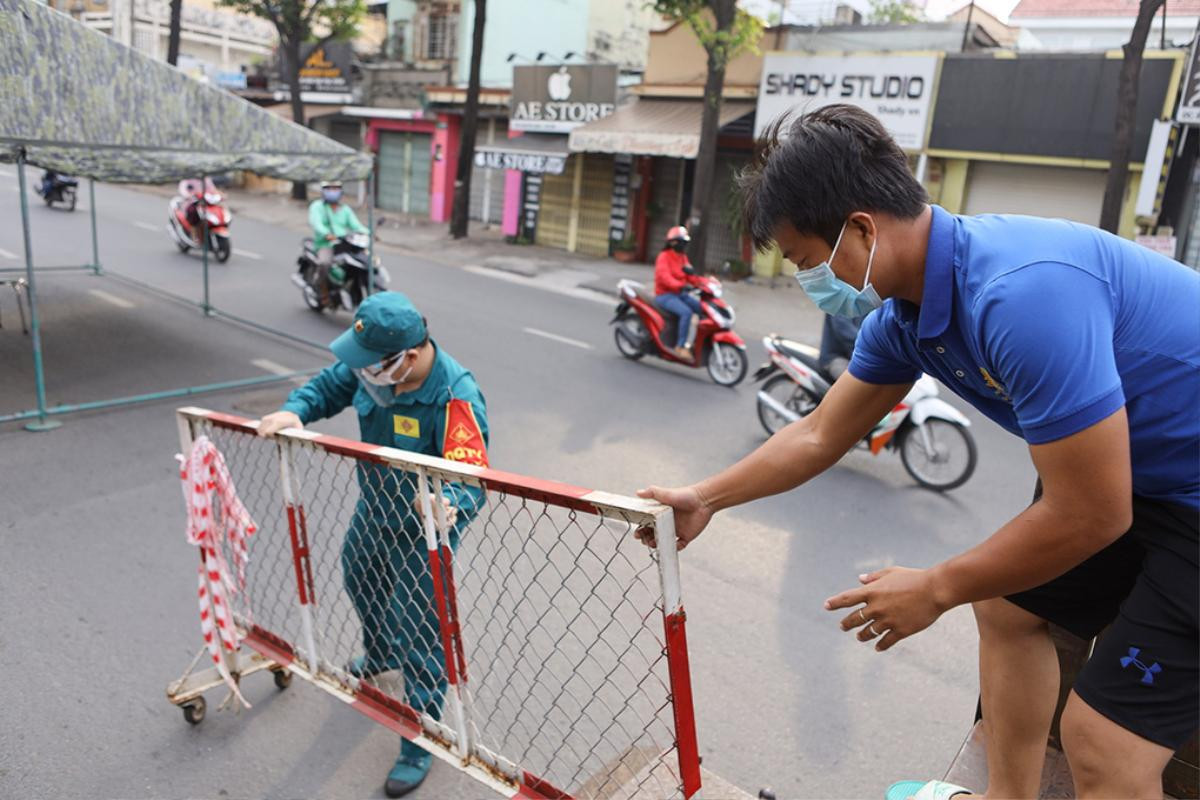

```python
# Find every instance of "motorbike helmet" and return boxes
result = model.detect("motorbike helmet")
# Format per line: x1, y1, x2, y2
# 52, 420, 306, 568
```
321, 180, 344, 203
665, 225, 690, 253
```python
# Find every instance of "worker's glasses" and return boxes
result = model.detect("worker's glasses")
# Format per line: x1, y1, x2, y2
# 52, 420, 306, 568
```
362, 351, 405, 380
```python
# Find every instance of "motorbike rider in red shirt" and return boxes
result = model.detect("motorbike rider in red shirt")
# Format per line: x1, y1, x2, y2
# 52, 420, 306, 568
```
654, 226, 703, 361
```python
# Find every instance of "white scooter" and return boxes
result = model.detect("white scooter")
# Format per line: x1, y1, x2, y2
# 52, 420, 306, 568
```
753, 334, 977, 491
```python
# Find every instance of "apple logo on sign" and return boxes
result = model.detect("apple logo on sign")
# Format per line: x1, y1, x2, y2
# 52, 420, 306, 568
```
547, 66, 572, 101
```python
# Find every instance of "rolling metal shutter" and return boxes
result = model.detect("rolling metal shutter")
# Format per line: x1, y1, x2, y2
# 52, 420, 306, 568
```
576, 154, 614, 257
377, 131, 432, 216
535, 155, 575, 250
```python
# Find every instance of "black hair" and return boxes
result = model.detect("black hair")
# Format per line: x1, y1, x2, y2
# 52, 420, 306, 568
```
737, 104, 928, 251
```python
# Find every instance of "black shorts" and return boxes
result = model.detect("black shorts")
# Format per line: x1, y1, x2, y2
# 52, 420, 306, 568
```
1006, 495, 1199, 750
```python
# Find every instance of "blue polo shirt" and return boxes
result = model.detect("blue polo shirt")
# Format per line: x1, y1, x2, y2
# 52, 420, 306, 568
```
849, 205, 1200, 509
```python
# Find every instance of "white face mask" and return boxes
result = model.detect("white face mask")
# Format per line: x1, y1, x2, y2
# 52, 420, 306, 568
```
354, 350, 415, 405
359, 351, 413, 386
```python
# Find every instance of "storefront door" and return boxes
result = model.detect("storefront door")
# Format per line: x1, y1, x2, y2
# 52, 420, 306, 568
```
377, 131, 432, 215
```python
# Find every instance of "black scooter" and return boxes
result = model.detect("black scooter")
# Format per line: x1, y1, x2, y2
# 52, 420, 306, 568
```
290, 233, 391, 313
38, 171, 78, 211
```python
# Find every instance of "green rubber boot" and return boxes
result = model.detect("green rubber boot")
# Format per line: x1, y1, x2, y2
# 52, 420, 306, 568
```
384, 739, 432, 798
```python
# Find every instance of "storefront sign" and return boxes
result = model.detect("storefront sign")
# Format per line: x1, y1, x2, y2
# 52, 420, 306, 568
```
608, 154, 634, 251
511, 64, 618, 134
1178, 36, 1200, 124
286, 42, 353, 94
756, 53, 939, 149
1135, 234, 1178, 258
521, 174, 543, 241
474, 150, 566, 175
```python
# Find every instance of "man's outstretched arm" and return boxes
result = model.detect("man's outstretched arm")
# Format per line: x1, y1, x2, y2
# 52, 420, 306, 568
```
638, 372, 911, 549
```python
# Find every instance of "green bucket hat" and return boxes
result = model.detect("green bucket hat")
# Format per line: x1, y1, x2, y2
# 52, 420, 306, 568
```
330, 292, 427, 368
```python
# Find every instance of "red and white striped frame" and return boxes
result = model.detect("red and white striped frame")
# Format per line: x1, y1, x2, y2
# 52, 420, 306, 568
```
176, 406, 702, 800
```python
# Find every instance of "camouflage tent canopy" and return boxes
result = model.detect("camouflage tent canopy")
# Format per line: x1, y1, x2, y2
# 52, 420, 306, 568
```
0, 0, 372, 183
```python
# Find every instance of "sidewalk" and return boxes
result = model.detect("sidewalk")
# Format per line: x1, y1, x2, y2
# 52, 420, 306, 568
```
142, 183, 825, 348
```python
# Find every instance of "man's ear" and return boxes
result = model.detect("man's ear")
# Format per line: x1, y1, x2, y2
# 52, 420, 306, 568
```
846, 211, 876, 243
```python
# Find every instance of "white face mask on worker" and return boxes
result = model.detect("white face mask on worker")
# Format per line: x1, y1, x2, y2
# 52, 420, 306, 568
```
354, 351, 415, 405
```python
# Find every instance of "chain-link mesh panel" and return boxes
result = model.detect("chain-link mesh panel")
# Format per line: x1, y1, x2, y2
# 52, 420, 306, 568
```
453, 490, 682, 799
183, 412, 694, 800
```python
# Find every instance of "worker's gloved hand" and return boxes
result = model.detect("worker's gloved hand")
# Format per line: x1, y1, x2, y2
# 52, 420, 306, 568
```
257, 410, 303, 438
440, 496, 459, 530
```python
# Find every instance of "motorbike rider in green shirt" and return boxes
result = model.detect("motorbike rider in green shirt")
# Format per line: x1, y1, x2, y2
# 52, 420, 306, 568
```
309, 180, 369, 305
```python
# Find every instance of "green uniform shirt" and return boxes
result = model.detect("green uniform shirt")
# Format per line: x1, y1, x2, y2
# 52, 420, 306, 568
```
308, 199, 368, 250
281, 343, 489, 522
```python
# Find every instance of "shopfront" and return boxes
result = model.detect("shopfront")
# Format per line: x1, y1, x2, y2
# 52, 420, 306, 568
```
569, 97, 756, 267
497, 63, 619, 254
926, 51, 1184, 237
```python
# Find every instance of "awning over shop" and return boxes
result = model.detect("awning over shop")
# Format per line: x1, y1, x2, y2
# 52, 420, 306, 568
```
0, 0, 372, 182
474, 134, 570, 175
567, 99, 756, 159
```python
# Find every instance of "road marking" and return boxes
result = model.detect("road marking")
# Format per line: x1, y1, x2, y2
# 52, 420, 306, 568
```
132, 220, 160, 232
252, 358, 308, 385
0, 169, 13, 177
0, 247, 17, 260
522, 327, 592, 350
234, 249, 263, 260
87, 288, 135, 309
463, 265, 612, 306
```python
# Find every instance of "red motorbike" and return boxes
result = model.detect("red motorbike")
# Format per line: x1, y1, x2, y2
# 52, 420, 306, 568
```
168, 190, 233, 262
611, 276, 748, 386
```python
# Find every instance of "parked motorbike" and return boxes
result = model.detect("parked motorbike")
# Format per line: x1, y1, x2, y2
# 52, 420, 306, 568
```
291, 233, 391, 313
754, 334, 977, 491
168, 190, 232, 262
611, 276, 748, 386
38, 172, 78, 211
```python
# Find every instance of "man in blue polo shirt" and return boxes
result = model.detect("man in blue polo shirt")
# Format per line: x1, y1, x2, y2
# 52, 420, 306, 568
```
638, 105, 1198, 800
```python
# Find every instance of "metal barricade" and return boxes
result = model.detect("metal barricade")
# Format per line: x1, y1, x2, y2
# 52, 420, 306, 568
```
166, 406, 701, 800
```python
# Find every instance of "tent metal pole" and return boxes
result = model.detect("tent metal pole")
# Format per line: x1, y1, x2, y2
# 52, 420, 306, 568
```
367, 169, 375, 294
16, 152, 61, 432
200, 175, 211, 316
89, 179, 101, 275
0, 368, 320, 425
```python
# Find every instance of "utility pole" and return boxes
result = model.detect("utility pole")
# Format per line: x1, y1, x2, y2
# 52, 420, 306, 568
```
960, 0, 975, 52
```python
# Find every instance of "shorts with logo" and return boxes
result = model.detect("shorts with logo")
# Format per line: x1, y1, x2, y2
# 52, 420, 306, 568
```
1006, 495, 1199, 749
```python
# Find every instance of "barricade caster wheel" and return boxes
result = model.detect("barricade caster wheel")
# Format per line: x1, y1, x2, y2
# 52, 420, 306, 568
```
272, 668, 293, 690
182, 697, 206, 725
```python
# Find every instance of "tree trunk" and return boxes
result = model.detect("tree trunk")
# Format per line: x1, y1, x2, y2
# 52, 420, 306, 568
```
166, 0, 182, 66
285, 37, 309, 201
1099, 0, 1165, 233
450, 0, 486, 239
687, 0, 736, 272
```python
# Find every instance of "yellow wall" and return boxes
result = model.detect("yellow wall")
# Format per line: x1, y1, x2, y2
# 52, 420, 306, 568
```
939, 159, 970, 214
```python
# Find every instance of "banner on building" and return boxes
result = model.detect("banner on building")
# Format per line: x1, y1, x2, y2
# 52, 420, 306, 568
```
755, 52, 940, 150
511, 64, 618, 134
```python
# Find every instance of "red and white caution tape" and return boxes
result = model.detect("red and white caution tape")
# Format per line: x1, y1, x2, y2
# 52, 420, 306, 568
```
178, 435, 258, 708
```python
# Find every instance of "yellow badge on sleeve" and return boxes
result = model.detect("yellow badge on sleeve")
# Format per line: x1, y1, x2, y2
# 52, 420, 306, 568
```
393, 415, 421, 437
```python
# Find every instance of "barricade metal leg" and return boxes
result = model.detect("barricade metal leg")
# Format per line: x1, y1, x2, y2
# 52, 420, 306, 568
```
278, 437, 319, 674
655, 510, 702, 799
418, 467, 469, 761
432, 474, 474, 762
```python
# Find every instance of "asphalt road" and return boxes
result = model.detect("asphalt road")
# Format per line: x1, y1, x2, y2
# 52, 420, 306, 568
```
0, 175, 1037, 800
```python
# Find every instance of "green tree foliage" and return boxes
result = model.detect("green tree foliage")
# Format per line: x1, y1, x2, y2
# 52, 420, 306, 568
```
218, 0, 366, 198
867, 0, 923, 24
649, 0, 762, 271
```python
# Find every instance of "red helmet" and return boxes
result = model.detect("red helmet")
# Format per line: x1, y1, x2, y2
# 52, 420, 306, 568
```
666, 225, 690, 243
